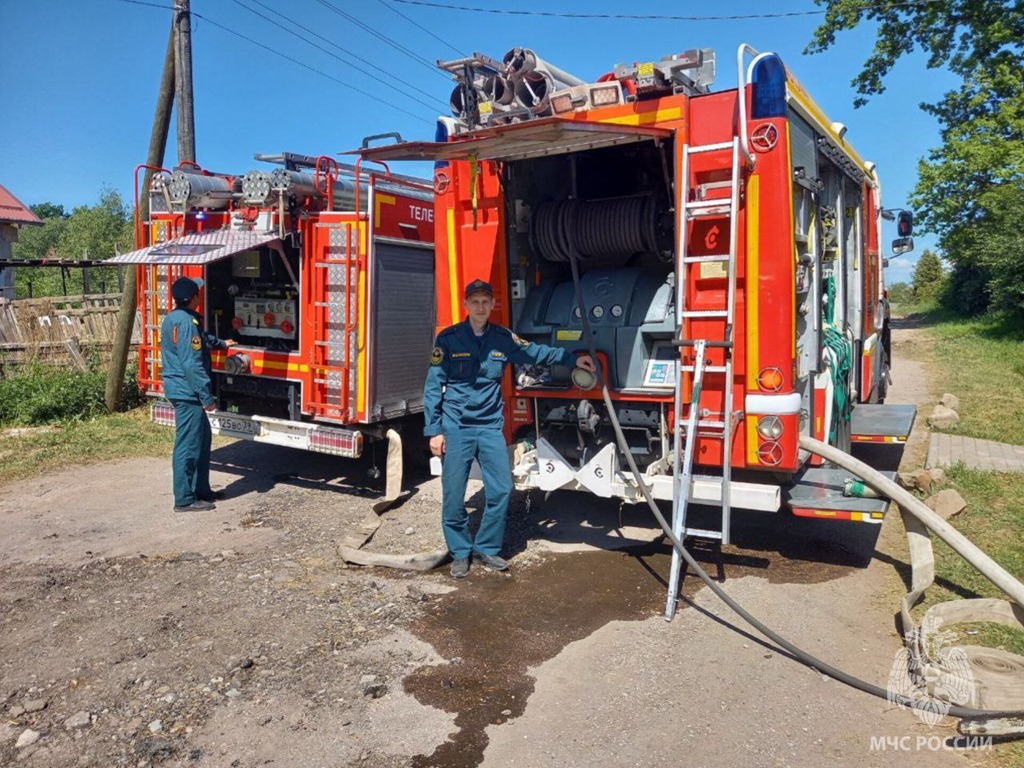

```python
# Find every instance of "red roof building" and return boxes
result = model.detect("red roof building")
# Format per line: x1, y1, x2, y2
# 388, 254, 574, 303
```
0, 183, 43, 227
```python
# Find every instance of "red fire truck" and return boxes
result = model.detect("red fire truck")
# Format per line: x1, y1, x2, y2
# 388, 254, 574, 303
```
109, 152, 435, 486
354, 43, 917, 545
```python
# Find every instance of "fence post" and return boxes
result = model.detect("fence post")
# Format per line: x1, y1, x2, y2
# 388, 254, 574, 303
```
83, 267, 91, 295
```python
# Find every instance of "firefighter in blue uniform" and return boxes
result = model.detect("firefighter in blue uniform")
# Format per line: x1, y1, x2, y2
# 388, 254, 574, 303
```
424, 279, 596, 578
160, 276, 236, 512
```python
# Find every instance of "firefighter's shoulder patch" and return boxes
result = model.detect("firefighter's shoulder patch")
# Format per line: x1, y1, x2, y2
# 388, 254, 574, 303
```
191, 335, 202, 351
512, 333, 530, 348
430, 346, 444, 365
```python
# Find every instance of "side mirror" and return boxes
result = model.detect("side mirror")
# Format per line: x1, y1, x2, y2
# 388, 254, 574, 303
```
897, 210, 913, 237
892, 237, 914, 256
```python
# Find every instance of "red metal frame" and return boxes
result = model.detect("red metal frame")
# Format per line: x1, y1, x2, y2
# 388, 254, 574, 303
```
433, 73, 885, 475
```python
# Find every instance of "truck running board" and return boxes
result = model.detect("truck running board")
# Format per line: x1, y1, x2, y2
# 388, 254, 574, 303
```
850, 403, 917, 445
786, 466, 897, 523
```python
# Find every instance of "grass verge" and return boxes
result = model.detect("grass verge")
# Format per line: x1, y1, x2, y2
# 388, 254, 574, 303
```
889, 307, 1024, 764
0, 406, 173, 486
914, 467, 1024, 657
897, 305, 1024, 444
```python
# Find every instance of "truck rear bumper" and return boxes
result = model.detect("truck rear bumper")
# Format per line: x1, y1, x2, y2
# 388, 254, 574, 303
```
508, 438, 781, 512
151, 401, 363, 458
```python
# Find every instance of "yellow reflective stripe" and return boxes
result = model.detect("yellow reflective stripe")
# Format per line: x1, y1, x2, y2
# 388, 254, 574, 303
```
374, 193, 395, 223
746, 175, 760, 388
746, 418, 760, 465
357, 228, 367, 417
600, 107, 682, 126
446, 208, 460, 323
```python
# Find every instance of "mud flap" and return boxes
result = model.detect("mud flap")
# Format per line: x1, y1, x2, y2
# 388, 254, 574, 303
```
337, 429, 447, 572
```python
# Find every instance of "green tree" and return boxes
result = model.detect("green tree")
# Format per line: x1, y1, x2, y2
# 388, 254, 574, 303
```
807, 1, 1024, 107
886, 282, 912, 305
808, 1, 1024, 315
12, 202, 68, 263
911, 249, 944, 299
12, 190, 133, 299
57, 189, 134, 261
30, 202, 66, 220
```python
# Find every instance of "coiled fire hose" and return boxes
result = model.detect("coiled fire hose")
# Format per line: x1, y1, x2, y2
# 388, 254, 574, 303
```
564, 246, 1024, 736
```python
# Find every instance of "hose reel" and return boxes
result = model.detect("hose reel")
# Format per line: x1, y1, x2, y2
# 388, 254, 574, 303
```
532, 194, 668, 264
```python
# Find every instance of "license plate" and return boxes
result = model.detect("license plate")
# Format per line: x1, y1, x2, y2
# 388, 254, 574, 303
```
209, 414, 259, 436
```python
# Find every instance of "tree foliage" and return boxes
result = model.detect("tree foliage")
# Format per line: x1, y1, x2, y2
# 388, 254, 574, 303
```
808, 1, 1024, 316
911, 249, 944, 298
11, 190, 133, 298
807, 1, 1024, 106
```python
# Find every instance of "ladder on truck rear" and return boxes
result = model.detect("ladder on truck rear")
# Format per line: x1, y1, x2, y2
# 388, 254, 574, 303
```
664, 137, 742, 620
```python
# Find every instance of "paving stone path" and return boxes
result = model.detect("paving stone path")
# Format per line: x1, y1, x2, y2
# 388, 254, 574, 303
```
926, 432, 1024, 473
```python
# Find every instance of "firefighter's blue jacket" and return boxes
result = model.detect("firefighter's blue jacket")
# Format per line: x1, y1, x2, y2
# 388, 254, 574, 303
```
423, 320, 576, 436
160, 308, 226, 406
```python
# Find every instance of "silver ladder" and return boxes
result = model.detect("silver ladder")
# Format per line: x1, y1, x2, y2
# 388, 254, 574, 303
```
664, 138, 743, 621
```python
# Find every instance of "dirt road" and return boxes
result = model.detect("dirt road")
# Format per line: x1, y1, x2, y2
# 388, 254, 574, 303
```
0, 326, 986, 767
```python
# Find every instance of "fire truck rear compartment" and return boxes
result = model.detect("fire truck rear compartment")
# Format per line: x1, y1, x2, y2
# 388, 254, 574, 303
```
504, 139, 677, 467
205, 243, 301, 353
205, 242, 301, 419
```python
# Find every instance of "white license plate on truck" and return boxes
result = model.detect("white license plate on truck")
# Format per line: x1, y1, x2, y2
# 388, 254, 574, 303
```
209, 414, 260, 436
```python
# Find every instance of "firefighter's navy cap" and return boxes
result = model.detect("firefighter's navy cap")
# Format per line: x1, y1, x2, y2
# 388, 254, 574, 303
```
171, 276, 204, 301
464, 279, 493, 299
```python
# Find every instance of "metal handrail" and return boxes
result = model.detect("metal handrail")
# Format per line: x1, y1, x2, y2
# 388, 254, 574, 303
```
735, 43, 760, 170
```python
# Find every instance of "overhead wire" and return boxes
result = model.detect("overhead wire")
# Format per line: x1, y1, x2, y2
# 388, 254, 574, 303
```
390, 0, 938, 21
106, 0, 176, 8
231, 0, 446, 113
192, 11, 435, 125
313, 0, 449, 78
374, 0, 466, 57
106, 0, 436, 125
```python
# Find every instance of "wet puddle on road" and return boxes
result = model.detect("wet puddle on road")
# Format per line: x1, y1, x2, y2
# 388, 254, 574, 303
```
406, 532, 859, 768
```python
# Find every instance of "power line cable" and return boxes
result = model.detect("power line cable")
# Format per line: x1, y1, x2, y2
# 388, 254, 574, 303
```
106, 0, 435, 124
191, 10, 435, 124
374, 0, 465, 57
232, 0, 446, 113
313, 0, 448, 78
390, 0, 936, 21
106, 0, 175, 9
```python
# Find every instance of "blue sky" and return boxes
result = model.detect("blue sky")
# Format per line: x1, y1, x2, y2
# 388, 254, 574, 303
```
1, 0, 956, 283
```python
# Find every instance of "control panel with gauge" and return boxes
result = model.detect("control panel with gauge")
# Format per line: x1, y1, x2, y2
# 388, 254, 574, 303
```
204, 246, 302, 352
232, 297, 298, 340
513, 267, 675, 390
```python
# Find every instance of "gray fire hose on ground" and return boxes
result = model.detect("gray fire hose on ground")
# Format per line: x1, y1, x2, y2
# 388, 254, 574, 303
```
337, 429, 448, 571
804, 437, 1024, 734
562, 242, 1024, 737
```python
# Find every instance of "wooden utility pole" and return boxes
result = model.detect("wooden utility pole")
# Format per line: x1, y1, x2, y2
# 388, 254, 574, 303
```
174, 0, 196, 164
104, 23, 176, 414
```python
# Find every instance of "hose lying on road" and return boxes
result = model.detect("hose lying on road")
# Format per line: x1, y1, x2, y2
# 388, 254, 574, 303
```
804, 436, 1024, 606
810, 436, 1024, 732
337, 429, 448, 571
565, 244, 1024, 737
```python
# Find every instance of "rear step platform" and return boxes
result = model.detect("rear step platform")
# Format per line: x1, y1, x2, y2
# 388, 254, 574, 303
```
851, 403, 916, 444
786, 467, 898, 523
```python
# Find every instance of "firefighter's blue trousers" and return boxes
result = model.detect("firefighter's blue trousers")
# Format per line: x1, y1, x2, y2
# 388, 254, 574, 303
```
171, 400, 213, 507
441, 427, 513, 559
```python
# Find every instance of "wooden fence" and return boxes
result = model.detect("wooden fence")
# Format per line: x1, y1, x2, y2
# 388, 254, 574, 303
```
0, 294, 141, 375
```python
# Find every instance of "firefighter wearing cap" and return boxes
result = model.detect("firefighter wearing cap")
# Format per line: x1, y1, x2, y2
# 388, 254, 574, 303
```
160, 276, 236, 512
424, 279, 596, 578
